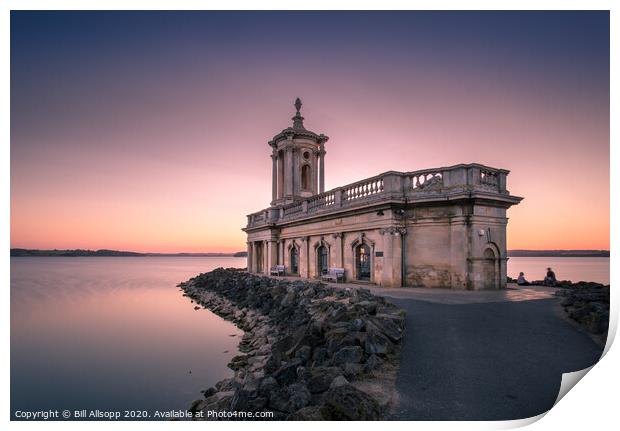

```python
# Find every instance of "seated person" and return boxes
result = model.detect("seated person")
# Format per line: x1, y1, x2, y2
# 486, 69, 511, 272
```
517, 272, 530, 286
543, 267, 557, 286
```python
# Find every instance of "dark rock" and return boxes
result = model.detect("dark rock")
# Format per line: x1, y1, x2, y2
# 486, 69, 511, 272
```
332, 346, 364, 365
274, 359, 302, 385
364, 329, 390, 355
311, 347, 329, 366
330, 375, 349, 389
364, 354, 384, 372
368, 316, 403, 342
297, 366, 310, 381
287, 405, 326, 420
295, 345, 312, 362
307, 367, 345, 393
258, 376, 279, 397
342, 363, 364, 379
179, 268, 405, 420
269, 386, 291, 412
287, 383, 312, 411
202, 387, 217, 398
322, 384, 382, 420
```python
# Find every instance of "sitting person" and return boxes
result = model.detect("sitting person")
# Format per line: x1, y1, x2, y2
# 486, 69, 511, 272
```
517, 272, 530, 286
543, 267, 557, 286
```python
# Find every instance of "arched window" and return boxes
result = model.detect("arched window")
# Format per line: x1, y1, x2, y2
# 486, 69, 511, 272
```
301, 164, 311, 190
355, 244, 371, 281
290, 247, 299, 274
317, 245, 328, 275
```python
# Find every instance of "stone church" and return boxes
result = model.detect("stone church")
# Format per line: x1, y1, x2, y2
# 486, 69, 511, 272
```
243, 99, 523, 289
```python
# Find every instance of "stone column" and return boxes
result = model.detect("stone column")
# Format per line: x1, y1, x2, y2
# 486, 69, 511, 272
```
450, 215, 469, 290
319, 145, 325, 193
332, 233, 343, 269
313, 151, 319, 194
284, 147, 293, 197
381, 229, 394, 287
271, 152, 277, 202
277, 154, 284, 199
268, 240, 278, 272
246, 242, 252, 273
394, 229, 404, 287
263, 241, 270, 275
300, 237, 309, 278
251, 241, 258, 273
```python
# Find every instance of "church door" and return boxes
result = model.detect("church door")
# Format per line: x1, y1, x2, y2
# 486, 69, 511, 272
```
317, 246, 328, 275
290, 247, 299, 274
356, 244, 371, 281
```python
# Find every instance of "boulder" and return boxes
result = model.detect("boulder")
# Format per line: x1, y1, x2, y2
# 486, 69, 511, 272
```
332, 346, 364, 365
322, 384, 382, 420
307, 367, 345, 393
287, 383, 312, 411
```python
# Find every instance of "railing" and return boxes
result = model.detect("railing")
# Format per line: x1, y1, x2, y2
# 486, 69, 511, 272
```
409, 170, 443, 192
480, 169, 499, 187
246, 163, 509, 228
307, 190, 336, 213
282, 201, 303, 217
343, 176, 384, 202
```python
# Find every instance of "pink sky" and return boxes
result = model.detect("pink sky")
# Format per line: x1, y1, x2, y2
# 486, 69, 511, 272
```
11, 12, 609, 252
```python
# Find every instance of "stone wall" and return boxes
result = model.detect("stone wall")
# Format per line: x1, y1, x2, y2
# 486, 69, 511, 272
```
179, 268, 405, 420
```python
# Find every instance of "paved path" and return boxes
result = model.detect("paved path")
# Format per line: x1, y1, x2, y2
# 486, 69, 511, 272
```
270, 276, 602, 419
386, 296, 602, 420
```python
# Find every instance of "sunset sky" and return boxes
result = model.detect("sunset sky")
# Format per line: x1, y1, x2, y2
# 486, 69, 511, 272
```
10, 11, 609, 253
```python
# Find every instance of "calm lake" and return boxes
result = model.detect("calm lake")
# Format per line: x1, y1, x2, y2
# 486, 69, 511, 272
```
507, 257, 610, 285
10, 256, 247, 419
10, 255, 609, 419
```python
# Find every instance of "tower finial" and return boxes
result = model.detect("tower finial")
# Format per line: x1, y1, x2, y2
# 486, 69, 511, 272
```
292, 97, 305, 130
294, 97, 302, 115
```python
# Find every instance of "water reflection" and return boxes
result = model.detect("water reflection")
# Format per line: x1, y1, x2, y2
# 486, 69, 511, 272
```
11, 257, 246, 415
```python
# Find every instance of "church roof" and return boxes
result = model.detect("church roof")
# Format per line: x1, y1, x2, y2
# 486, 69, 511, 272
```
269, 98, 328, 146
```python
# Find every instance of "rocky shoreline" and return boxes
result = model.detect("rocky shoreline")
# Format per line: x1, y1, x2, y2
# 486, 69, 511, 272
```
179, 268, 405, 420
553, 282, 610, 340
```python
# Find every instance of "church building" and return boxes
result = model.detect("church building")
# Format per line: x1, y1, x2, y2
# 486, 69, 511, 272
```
243, 99, 523, 289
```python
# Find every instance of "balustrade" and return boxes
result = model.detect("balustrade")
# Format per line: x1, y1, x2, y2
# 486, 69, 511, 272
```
409, 171, 444, 191
480, 169, 499, 187
246, 164, 508, 228
343, 177, 384, 202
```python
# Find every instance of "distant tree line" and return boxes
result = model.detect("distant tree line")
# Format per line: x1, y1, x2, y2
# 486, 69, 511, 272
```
11, 249, 249, 257
507, 250, 609, 257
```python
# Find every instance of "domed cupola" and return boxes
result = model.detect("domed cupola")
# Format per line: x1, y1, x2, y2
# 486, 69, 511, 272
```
268, 98, 329, 205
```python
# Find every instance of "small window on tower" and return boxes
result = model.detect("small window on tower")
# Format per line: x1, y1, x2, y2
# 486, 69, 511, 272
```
303, 151, 310, 160
301, 165, 311, 190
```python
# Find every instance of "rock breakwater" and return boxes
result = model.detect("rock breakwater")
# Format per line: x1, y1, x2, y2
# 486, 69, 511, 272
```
179, 268, 405, 420
554, 282, 610, 338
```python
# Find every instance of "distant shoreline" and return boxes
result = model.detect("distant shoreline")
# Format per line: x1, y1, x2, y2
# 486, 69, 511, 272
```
507, 250, 609, 258
10, 248, 608, 258
10, 248, 248, 258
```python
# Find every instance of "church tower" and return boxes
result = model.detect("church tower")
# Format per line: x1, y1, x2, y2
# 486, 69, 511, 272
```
269, 98, 328, 206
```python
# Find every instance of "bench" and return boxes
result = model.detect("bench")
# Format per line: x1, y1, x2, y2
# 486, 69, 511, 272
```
270, 265, 286, 276
321, 268, 345, 283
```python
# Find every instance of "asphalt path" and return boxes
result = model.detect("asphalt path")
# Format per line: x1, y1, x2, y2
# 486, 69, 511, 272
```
387, 297, 603, 420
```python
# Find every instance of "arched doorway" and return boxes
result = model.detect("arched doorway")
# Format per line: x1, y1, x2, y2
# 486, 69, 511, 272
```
482, 248, 498, 289
355, 244, 371, 281
290, 247, 299, 274
317, 245, 328, 276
